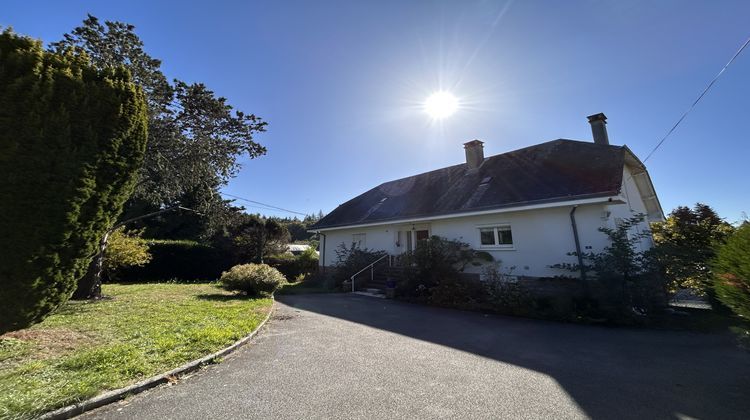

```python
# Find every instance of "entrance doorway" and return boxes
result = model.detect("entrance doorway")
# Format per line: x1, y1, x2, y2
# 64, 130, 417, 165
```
399, 227, 430, 252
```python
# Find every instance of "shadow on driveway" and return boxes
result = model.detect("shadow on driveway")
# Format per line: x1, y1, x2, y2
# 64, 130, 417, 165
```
279, 293, 750, 420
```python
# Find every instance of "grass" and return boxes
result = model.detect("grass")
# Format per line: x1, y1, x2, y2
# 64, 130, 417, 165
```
0, 283, 272, 420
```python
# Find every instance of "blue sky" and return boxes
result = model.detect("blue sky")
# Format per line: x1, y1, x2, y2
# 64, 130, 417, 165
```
3, 0, 749, 222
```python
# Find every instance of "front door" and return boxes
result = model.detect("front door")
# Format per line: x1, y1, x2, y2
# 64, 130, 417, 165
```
399, 226, 430, 252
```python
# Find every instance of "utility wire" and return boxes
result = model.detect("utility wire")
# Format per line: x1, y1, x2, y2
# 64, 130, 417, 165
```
221, 192, 308, 216
643, 34, 750, 162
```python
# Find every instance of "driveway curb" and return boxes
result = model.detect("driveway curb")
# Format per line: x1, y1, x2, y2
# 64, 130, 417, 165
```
39, 297, 276, 420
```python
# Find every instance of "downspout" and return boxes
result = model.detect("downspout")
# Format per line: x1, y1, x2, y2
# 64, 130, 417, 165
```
317, 232, 327, 274
569, 206, 586, 280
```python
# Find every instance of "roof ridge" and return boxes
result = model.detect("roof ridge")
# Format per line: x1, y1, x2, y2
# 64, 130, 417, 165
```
376, 139, 622, 189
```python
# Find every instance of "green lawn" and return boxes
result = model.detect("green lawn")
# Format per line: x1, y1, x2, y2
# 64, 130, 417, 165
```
0, 283, 272, 420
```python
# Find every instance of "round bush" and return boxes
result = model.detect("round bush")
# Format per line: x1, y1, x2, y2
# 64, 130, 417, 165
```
219, 264, 285, 296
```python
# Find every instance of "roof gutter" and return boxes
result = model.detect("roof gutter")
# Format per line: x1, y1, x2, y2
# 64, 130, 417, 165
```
309, 194, 623, 232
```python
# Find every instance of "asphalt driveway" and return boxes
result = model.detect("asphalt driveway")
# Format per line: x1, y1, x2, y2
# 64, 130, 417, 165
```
83, 294, 750, 419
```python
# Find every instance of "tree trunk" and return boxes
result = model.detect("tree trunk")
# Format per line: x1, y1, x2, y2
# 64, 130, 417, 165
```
71, 206, 198, 300
72, 231, 110, 300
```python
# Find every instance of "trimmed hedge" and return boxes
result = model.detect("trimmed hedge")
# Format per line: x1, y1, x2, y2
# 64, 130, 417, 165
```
0, 30, 148, 333
117, 240, 231, 282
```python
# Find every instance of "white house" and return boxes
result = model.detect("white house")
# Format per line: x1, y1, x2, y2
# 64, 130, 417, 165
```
310, 113, 663, 279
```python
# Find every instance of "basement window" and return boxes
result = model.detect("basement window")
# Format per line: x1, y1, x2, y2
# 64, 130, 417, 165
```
478, 226, 513, 249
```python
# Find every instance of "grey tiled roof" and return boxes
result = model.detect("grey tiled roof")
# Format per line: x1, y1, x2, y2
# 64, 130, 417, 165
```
312, 139, 625, 229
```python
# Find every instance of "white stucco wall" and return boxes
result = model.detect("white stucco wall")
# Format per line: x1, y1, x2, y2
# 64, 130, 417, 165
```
605, 165, 655, 252
318, 165, 657, 278
321, 203, 626, 277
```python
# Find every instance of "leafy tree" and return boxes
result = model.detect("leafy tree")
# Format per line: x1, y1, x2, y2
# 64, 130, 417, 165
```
277, 212, 326, 245
103, 228, 152, 281
713, 223, 750, 319
51, 15, 266, 208
51, 15, 267, 296
651, 203, 735, 296
285, 220, 311, 243
0, 29, 148, 333
214, 214, 291, 265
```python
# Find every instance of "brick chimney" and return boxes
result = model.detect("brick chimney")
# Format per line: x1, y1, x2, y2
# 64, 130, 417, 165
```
464, 140, 485, 169
587, 113, 609, 145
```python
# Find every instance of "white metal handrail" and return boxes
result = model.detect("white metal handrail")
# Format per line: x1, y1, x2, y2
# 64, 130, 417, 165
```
350, 254, 388, 292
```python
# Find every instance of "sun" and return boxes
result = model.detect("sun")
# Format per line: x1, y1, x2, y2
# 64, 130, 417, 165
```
424, 91, 458, 119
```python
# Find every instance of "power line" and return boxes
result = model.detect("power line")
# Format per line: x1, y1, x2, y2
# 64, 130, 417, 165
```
221, 192, 308, 216
643, 34, 750, 162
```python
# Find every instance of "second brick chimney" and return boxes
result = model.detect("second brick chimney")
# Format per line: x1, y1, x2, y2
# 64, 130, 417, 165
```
464, 140, 485, 169
587, 113, 610, 145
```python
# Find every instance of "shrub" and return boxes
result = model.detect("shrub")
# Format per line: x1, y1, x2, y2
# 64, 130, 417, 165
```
117, 240, 230, 282
713, 223, 750, 319
219, 264, 285, 296
551, 214, 667, 323
428, 273, 487, 309
331, 243, 387, 289
0, 30, 148, 333
266, 248, 319, 281
482, 264, 535, 316
297, 247, 320, 277
103, 228, 151, 281
265, 253, 297, 278
395, 236, 492, 300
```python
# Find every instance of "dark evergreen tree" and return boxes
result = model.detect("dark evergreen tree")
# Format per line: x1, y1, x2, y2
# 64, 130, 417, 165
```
0, 29, 148, 333
713, 223, 750, 319
651, 203, 735, 297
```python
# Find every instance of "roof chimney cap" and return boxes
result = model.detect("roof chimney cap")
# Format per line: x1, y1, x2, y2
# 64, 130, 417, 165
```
463, 140, 485, 170
586, 112, 610, 145
463, 139, 484, 148
587, 112, 607, 123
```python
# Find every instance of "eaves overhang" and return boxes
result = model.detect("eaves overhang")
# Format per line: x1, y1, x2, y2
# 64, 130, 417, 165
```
309, 192, 622, 232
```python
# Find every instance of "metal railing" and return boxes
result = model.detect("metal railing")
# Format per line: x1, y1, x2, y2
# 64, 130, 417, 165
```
350, 255, 389, 292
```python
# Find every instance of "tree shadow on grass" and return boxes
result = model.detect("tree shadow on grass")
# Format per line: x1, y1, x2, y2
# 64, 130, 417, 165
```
53, 296, 115, 316
195, 293, 268, 302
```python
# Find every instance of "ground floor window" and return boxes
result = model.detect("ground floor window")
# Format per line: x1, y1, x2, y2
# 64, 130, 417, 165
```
478, 225, 513, 248
352, 233, 366, 248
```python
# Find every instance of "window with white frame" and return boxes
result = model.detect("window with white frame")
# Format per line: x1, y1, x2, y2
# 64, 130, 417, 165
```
352, 233, 366, 248
478, 225, 513, 248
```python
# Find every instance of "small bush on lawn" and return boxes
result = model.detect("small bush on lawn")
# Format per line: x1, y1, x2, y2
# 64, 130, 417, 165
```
219, 264, 285, 296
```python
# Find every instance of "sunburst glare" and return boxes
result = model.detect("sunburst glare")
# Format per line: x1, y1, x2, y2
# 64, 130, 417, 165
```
424, 91, 459, 119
